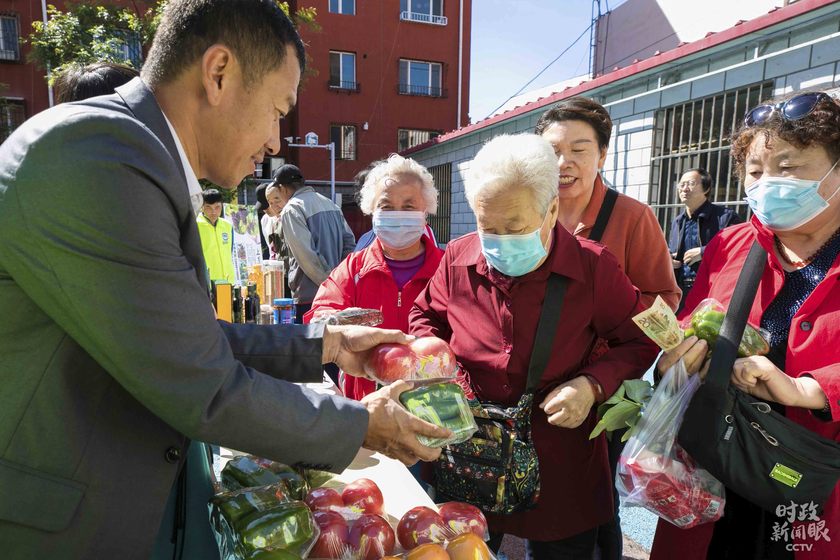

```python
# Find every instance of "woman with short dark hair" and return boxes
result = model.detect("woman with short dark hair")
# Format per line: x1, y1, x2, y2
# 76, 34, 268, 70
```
651, 90, 840, 560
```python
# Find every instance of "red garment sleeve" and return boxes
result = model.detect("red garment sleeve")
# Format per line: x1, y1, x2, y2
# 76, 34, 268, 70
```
676, 231, 725, 321
625, 205, 682, 311
304, 254, 356, 324
807, 366, 840, 424
408, 247, 453, 341
580, 248, 660, 398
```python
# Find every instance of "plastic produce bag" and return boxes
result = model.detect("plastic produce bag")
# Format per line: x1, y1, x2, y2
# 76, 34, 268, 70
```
310, 307, 384, 327
682, 298, 770, 357
399, 380, 478, 448
221, 455, 310, 499
616, 359, 725, 529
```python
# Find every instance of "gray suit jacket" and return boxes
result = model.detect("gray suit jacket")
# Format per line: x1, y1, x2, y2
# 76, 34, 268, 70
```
0, 78, 368, 558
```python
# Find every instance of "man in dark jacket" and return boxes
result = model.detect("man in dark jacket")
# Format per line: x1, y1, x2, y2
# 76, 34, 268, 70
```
669, 168, 742, 308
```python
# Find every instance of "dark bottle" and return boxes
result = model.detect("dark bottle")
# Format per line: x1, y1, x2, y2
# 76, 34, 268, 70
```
245, 283, 260, 324
233, 286, 245, 324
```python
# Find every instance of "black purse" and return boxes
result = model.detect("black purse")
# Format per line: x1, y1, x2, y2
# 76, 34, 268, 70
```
434, 273, 568, 514
678, 240, 840, 512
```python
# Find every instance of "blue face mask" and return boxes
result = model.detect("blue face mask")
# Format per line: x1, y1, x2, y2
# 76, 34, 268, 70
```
745, 159, 840, 231
373, 210, 426, 249
478, 211, 551, 277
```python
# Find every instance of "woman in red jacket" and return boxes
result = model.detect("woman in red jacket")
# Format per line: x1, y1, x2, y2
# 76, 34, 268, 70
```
652, 91, 840, 560
305, 154, 444, 400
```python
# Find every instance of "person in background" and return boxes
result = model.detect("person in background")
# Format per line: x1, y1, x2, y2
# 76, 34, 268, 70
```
306, 154, 444, 400
651, 90, 840, 560
535, 97, 680, 560
410, 133, 658, 560
53, 62, 140, 104
354, 160, 438, 252
275, 164, 356, 321
197, 188, 236, 285
668, 168, 742, 309
255, 184, 271, 259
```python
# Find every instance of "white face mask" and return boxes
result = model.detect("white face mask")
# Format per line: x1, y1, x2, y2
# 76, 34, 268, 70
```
373, 210, 426, 249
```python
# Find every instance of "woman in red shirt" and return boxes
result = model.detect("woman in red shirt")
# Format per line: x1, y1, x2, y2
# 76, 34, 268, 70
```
652, 91, 840, 560
305, 155, 444, 400
410, 133, 659, 559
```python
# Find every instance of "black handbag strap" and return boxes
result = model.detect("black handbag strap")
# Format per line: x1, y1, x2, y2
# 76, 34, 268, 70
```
589, 188, 618, 243
705, 240, 767, 392
526, 273, 568, 392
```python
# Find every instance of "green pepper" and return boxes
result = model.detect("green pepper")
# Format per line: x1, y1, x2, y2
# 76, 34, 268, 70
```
234, 501, 316, 555
246, 547, 303, 560
687, 308, 769, 357
399, 382, 477, 447
221, 457, 309, 499
211, 484, 290, 525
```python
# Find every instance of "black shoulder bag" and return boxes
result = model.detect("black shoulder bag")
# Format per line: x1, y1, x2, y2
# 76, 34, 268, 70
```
677, 240, 840, 512
434, 273, 568, 514
589, 187, 618, 243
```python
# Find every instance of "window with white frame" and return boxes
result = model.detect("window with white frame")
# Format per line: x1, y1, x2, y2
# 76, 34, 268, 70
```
0, 99, 25, 142
329, 51, 357, 91
329, 0, 355, 15
400, 0, 446, 25
398, 129, 441, 152
330, 124, 357, 160
398, 59, 443, 97
0, 14, 20, 61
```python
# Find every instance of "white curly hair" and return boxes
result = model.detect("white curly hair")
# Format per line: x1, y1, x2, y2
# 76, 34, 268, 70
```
359, 154, 438, 215
465, 134, 559, 215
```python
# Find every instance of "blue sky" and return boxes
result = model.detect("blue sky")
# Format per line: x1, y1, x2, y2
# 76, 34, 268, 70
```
469, 0, 627, 123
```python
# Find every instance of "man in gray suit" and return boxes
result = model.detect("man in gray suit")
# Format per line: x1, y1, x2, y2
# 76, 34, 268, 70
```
0, 1, 448, 558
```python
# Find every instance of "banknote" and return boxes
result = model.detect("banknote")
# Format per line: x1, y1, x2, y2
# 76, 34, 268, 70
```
632, 296, 683, 351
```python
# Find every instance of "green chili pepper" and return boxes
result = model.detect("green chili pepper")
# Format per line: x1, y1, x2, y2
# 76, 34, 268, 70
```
234, 501, 316, 555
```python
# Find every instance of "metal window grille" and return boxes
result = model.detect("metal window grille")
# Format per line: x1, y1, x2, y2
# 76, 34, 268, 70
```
427, 162, 451, 243
398, 129, 441, 151
330, 124, 356, 160
0, 15, 20, 61
398, 60, 444, 97
329, 51, 358, 91
0, 99, 25, 143
400, 0, 447, 25
649, 80, 774, 232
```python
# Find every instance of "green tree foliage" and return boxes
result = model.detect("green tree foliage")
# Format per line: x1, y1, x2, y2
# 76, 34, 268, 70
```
27, 1, 319, 85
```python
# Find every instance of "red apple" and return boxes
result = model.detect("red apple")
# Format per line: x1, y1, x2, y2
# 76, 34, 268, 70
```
396, 506, 451, 550
341, 478, 385, 515
311, 510, 350, 559
438, 502, 489, 539
305, 487, 344, 512
363, 343, 420, 383
410, 337, 457, 378
348, 513, 396, 560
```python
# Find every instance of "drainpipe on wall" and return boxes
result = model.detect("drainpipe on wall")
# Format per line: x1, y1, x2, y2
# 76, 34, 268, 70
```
457, 0, 464, 128
41, 0, 54, 107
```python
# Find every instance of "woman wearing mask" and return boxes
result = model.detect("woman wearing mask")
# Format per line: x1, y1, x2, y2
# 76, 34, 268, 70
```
409, 134, 658, 559
305, 155, 444, 400
651, 91, 840, 560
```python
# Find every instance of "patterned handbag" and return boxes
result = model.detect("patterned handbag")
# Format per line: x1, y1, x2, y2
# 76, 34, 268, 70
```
434, 273, 568, 514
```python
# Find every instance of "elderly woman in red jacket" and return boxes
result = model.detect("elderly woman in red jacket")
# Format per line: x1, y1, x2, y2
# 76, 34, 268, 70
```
305, 154, 444, 400
409, 133, 659, 559
652, 91, 840, 560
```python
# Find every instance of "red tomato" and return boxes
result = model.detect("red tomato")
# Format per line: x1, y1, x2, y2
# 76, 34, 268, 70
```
311, 510, 350, 559
410, 337, 457, 378
438, 502, 488, 539
396, 506, 450, 550
305, 487, 344, 512
341, 478, 385, 515
348, 514, 396, 560
364, 344, 420, 383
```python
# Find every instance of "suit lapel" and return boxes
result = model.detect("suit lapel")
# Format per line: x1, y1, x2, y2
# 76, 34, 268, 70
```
115, 78, 210, 292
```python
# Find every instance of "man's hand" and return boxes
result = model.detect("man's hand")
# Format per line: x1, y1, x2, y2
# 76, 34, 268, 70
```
322, 325, 413, 377
732, 356, 828, 410
539, 376, 596, 429
361, 381, 452, 466
683, 247, 702, 266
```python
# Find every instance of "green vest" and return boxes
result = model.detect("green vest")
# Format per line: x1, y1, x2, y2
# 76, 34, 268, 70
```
196, 214, 236, 284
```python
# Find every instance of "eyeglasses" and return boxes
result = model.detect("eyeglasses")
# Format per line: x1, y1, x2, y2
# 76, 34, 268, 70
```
678, 180, 698, 188
743, 92, 831, 127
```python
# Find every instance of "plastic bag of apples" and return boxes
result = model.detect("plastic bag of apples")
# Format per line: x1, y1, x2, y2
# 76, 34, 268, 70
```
304, 478, 494, 560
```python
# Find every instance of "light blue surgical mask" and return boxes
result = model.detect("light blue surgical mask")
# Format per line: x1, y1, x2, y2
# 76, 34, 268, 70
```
745, 159, 840, 231
373, 210, 426, 249
478, 211, 551, 277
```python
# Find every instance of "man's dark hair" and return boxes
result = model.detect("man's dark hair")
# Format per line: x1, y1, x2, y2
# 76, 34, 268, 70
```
54, 63, 139, 104
683, 168, 713, 196
141, 0, 306, 89
255, 183, 269, 214
534, 97, 613, 150
202, 189, 223, 204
